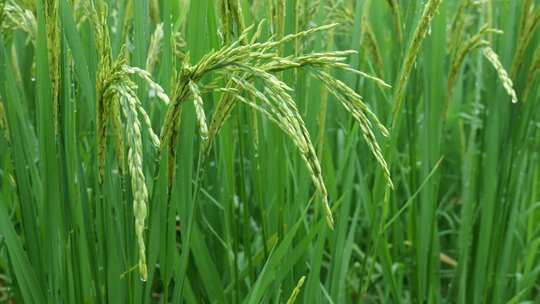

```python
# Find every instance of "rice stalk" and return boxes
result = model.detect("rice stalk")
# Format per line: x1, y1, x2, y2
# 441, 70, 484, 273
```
204, 94, 236, 158
482, 46, 518, 104
391, 0, 442, 125
448, 0, 471, 57
219, 0, 232, 44
316, 29, 334, 156
325, 0, 387, 77
149, 0, 159, 24
94, 4, 113, 183
511, 4, 540, 78
160, 60, 190, 189
361, 22, 385, 78
45, 0, 60, 135
229, 0, 247, 38
119, 0, 134, 47
385, 0, 403, 44
0, 101, 8, 141
0, 101, 5, 128
0, 0, 5, 27
202, 13, 255, 167
523, 46, 540, 100
519, 0, 533, 35
276, 0, 285, 52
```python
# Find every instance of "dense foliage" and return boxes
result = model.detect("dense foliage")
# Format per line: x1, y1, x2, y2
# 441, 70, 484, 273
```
1, 0, 539, 303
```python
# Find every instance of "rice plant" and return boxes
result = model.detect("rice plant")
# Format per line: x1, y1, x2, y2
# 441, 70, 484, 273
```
1, 0, 539, 303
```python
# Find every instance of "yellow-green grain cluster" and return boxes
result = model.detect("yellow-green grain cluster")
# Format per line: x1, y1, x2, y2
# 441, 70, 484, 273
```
482, 46, 518, 104
159, 23, 393, 228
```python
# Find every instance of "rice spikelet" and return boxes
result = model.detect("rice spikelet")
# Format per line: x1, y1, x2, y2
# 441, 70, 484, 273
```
189, 81, 209, 141
146, 23, 164, 74
286, 276, 306, 304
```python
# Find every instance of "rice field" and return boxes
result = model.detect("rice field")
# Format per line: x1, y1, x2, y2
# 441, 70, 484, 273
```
0, 0, 540, 303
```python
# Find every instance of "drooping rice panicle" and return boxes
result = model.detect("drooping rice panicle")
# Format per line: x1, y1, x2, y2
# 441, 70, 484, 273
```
445, 26, 502, 117
1, 0, 37, 43
447, 26, 494, 95
89, 1, 168, 281
482, 46, 518, 104
158, 22, 393, 227
308, 68, 393, 189
101, 66, 164, 280
228, 70, 335, 228
117, 85, 149, 282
